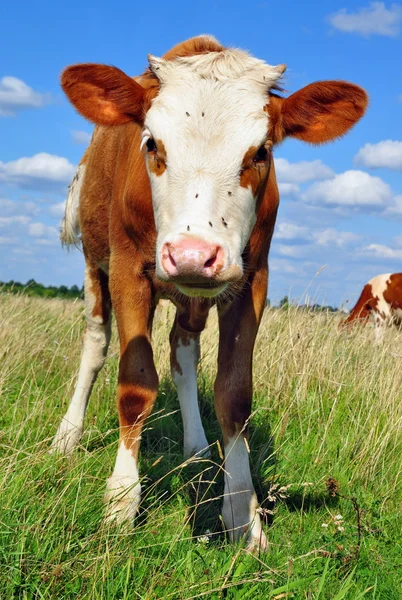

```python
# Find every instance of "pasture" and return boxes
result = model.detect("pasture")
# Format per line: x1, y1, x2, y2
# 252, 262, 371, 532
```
1, 292, 401, 599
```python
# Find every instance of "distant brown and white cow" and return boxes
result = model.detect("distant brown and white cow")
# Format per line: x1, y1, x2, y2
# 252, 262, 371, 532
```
52, 35, 367, 549
342, 273, 402, 338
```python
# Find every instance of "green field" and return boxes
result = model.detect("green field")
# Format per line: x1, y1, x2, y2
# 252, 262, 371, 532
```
1, 293, 401, 599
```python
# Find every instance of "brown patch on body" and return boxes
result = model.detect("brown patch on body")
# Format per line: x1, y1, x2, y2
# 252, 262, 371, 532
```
342, 283, 376, 327
383, 273, 402, 310
87, 264, 111, 322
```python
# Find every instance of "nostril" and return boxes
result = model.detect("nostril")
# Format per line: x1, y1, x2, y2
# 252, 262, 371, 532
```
204, 255, 216, 269
168, 250, 177, 268
204, 248, 218, 269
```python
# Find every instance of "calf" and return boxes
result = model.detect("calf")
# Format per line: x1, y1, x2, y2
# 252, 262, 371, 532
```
342, 273, 402, 338
52, 35, 367, 550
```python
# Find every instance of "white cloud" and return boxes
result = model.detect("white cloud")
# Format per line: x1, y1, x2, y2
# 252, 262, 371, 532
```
71, 130, 92, 145
0, 211, 59, 248
278, 182, 300, 196
363, 243, 402, 259
0, 236, 19, 245
314, 228, 361, 248
276, 244, 311, 258
0, 76, 50, 116
269, 258, 304, 274
0, 215, 31, 228
275, 158, 334, 183
49, 202, 65, 218
303, 170, 393, 208
275, 222, 309, 241
355, 140, 402, 171
275, 222, 360, 250
0, 153, 76, 191
328, 2, 402, 37
0, 198, 39, 217
383, 194, 402, 217
28, 222, 58, 238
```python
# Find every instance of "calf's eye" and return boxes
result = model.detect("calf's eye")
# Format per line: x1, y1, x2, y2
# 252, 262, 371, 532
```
146, 138, 157, 153
253, 145, 268, 163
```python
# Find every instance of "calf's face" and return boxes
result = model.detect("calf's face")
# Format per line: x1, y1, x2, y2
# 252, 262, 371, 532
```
61, 48, 367, 297
142, 52, 285, 297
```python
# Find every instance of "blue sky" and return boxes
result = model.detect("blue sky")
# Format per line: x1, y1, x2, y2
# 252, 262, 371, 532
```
1, 0, 401, 307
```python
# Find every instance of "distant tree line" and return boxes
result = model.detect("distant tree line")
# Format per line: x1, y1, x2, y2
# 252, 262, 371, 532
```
0, 279, 84, 300
266, 295, 338, 312
0, 281, 338, 310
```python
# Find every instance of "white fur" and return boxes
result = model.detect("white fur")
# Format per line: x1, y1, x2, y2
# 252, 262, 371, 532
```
105, 442, 141, 523
368, 273, 391, 342
143, 49, 283, 283
51, 265, 111, 453
61, 163, 85, 247
369, 273, 392, 322
222, 435, 267, 551
171, 337, 209, 457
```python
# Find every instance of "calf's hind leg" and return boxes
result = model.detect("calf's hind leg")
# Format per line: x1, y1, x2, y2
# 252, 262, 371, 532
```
51, 263, 111, 454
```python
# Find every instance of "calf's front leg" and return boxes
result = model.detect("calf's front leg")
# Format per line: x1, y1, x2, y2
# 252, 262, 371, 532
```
214, 271, 268, 551
105, 277, 158, 523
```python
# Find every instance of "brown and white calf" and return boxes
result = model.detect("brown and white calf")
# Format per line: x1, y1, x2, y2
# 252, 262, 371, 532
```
52, 35, 367, 549
342, 273, 402, 338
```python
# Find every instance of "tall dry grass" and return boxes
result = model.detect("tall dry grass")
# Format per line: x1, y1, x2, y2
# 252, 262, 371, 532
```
0, 292, 401, 598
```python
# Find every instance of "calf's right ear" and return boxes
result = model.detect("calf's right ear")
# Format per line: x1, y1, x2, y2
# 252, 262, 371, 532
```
61, 64, 147, 126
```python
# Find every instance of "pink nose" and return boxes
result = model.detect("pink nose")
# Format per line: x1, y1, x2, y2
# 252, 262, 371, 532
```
161, 237, 224, 279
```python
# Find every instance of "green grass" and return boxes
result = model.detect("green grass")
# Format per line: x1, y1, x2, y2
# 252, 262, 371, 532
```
1, 293, 401, 599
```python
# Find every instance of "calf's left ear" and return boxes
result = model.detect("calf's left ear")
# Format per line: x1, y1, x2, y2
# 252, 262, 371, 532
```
268, 81, 368, 145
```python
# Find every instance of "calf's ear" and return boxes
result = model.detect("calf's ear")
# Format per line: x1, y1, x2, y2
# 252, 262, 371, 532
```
268, 81, 368, 145
61, 64, 147, 126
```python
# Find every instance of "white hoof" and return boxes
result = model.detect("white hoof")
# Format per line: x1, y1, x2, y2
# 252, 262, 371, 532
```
184, 435, 211, 460
50, 420, 82, 454
222, 491, 268, 551
104, 476, 141, 524
245, 528, 268, 553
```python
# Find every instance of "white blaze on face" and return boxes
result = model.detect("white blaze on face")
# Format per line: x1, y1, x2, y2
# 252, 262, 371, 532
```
142, 49, 284, 280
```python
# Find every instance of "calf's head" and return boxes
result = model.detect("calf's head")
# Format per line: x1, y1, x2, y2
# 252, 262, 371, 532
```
61, 38, 367, 298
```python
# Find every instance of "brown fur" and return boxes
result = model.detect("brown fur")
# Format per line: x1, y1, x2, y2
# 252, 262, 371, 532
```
343, 283, 377, 325
383, 273, 402, 311
267, 81, 367, 145
240, 145, 272, 197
